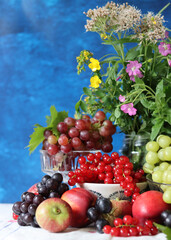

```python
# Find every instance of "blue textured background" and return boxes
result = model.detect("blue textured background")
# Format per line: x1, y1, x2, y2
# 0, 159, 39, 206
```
0, 0, 170, 203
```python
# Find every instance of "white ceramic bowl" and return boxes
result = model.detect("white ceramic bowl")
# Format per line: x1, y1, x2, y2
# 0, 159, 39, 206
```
77, 182, 147, 199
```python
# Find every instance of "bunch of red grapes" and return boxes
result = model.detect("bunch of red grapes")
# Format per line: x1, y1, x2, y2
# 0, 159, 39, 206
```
68, 152, 145, 201
42, 111, 116, 155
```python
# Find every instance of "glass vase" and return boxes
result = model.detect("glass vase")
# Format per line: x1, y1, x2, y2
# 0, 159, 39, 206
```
40, 150, 99, 182
119, 133, 150, 169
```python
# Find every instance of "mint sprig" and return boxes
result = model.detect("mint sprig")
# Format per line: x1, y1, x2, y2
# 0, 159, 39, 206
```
27, 106, 68, 154
154, 223, 171, 240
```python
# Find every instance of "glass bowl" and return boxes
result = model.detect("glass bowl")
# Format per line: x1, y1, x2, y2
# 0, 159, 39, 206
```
77, 181, 147, 200
146, 173, 171, 192
40, 150, 99, 182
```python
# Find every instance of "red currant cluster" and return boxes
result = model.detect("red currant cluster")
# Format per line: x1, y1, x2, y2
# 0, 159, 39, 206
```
68, 151, 145, 199
103, 216, 158, 237
42, 111, 116, 155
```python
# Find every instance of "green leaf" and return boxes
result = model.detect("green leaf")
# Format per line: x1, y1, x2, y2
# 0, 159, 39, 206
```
75, 100, 81, 111
95, 89, 106, 97
151, 119, 164, 140
166, 109, 171, 125
27, 126, 46, 154
156, 80, 165, 99
28, 106, 68, 154
125, 46, 140, 60
83, 87, 92, 96
114, 108, 121, 118
80, 100, 87, 112
154, 223, 171, 240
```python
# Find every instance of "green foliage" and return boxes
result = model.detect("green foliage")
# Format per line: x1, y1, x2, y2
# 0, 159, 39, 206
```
154, 223, 171, 240
27, 106, 68, 154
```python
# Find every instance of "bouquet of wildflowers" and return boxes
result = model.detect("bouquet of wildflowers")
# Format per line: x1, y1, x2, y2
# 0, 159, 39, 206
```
76, 2, 171, 140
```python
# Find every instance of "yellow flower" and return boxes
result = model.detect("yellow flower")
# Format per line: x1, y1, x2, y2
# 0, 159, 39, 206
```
151, 17, 156, 24
88, 58, 101, 72
90, 75, 102, 88
100, 33, 107, 39
83, 50, 89, 60
84, 96, 89, 102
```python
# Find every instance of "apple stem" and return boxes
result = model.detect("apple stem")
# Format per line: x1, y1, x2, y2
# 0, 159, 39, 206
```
52, 207, 61, 215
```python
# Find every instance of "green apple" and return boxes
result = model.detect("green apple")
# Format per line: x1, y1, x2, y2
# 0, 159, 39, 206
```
35, 198, 72, 232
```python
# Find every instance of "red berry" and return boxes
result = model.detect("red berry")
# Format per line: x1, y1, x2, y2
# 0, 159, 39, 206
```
150, 226, 158, 235
144, 220, 153, 229
110, 227, 120, 236
124, 189, 132, 197
142, 226, 151, 235
132, 193, 140, 199
68, 178, 76, 186
126, 183, 135, 191
120, 227, 129, 237
123, 215, 133, 225
134, 186, 140, 193
98, 173, 106, 181
13, 212, 19, 220
104, 165, 112, 172
111, 152, 119, 160
129, 227, 139, 236
137, 225, 144, 233
125, 162, 133, 170
95, 151, 102, 159
103, 225, 112, 234
114, 218, 123, 227
78, 156, 86, 165
76, 176, 84, 183
120, 181, 127, 188
105, 172, 114, 179
104, 177, 113, 184
87, 153, 95, 162
125, 176, 133, 183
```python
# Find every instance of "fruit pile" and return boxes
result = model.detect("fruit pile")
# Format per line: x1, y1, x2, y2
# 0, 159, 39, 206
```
143, 134, 171, 203
68, 151, 145, 200
12, 173, 69, 227
42, 110, 116, 155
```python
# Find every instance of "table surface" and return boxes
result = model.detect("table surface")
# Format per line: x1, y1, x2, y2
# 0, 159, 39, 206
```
0, 204, 167, 240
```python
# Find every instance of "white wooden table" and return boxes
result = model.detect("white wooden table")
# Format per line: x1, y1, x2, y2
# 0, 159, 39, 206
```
0, 204, 167, 240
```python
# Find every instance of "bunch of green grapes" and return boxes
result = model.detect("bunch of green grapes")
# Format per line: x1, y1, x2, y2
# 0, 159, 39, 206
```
143, 135, 171, 204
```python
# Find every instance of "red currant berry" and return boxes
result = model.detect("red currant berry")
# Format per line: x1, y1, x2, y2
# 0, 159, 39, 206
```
134, 172, 143, 180
120, 227, 129, 237
95, 151, 102, 159
132, 218, 138, 225
103, 225, 112, 234
132, 193, 140, 199
13, 212, 19, 220
120, 181, 127, 188
114, 218, 123, 227
105, 172, 114, 179
68, 178, 76, 186
111, 152, 119, 160
104, 165, 112, 172
136, 225, 144, 233
124, 189, 132, 197
144, 220, 153, 229
150, 226, 158, 235
142, 226, 151, 235
97, 165, 105, 173
87, 153, 95, 162
68, 171, 75, 178
134, 186, 140, 193
125, 162, 133, 170
124, 169, 131, 176
116, 175, 125, 182
98, 173, 106, 181
78, 156, 86, 165
76, 176, 84, 183
126, 183, 135, 191
123, 215, 133, 225
104, 177, 113, 184
138, 169, 144, 175
125, 176, 133, 183
129, 227, 139, 236
110, 227, 120, 236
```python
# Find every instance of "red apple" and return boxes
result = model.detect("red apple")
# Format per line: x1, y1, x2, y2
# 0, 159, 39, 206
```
132, 190, 171, 225
103, 199, 132, 226
111, 199, 132, 217
28, 183, 39, 195
61, 187, 96, 227
35, 198, 72, 232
